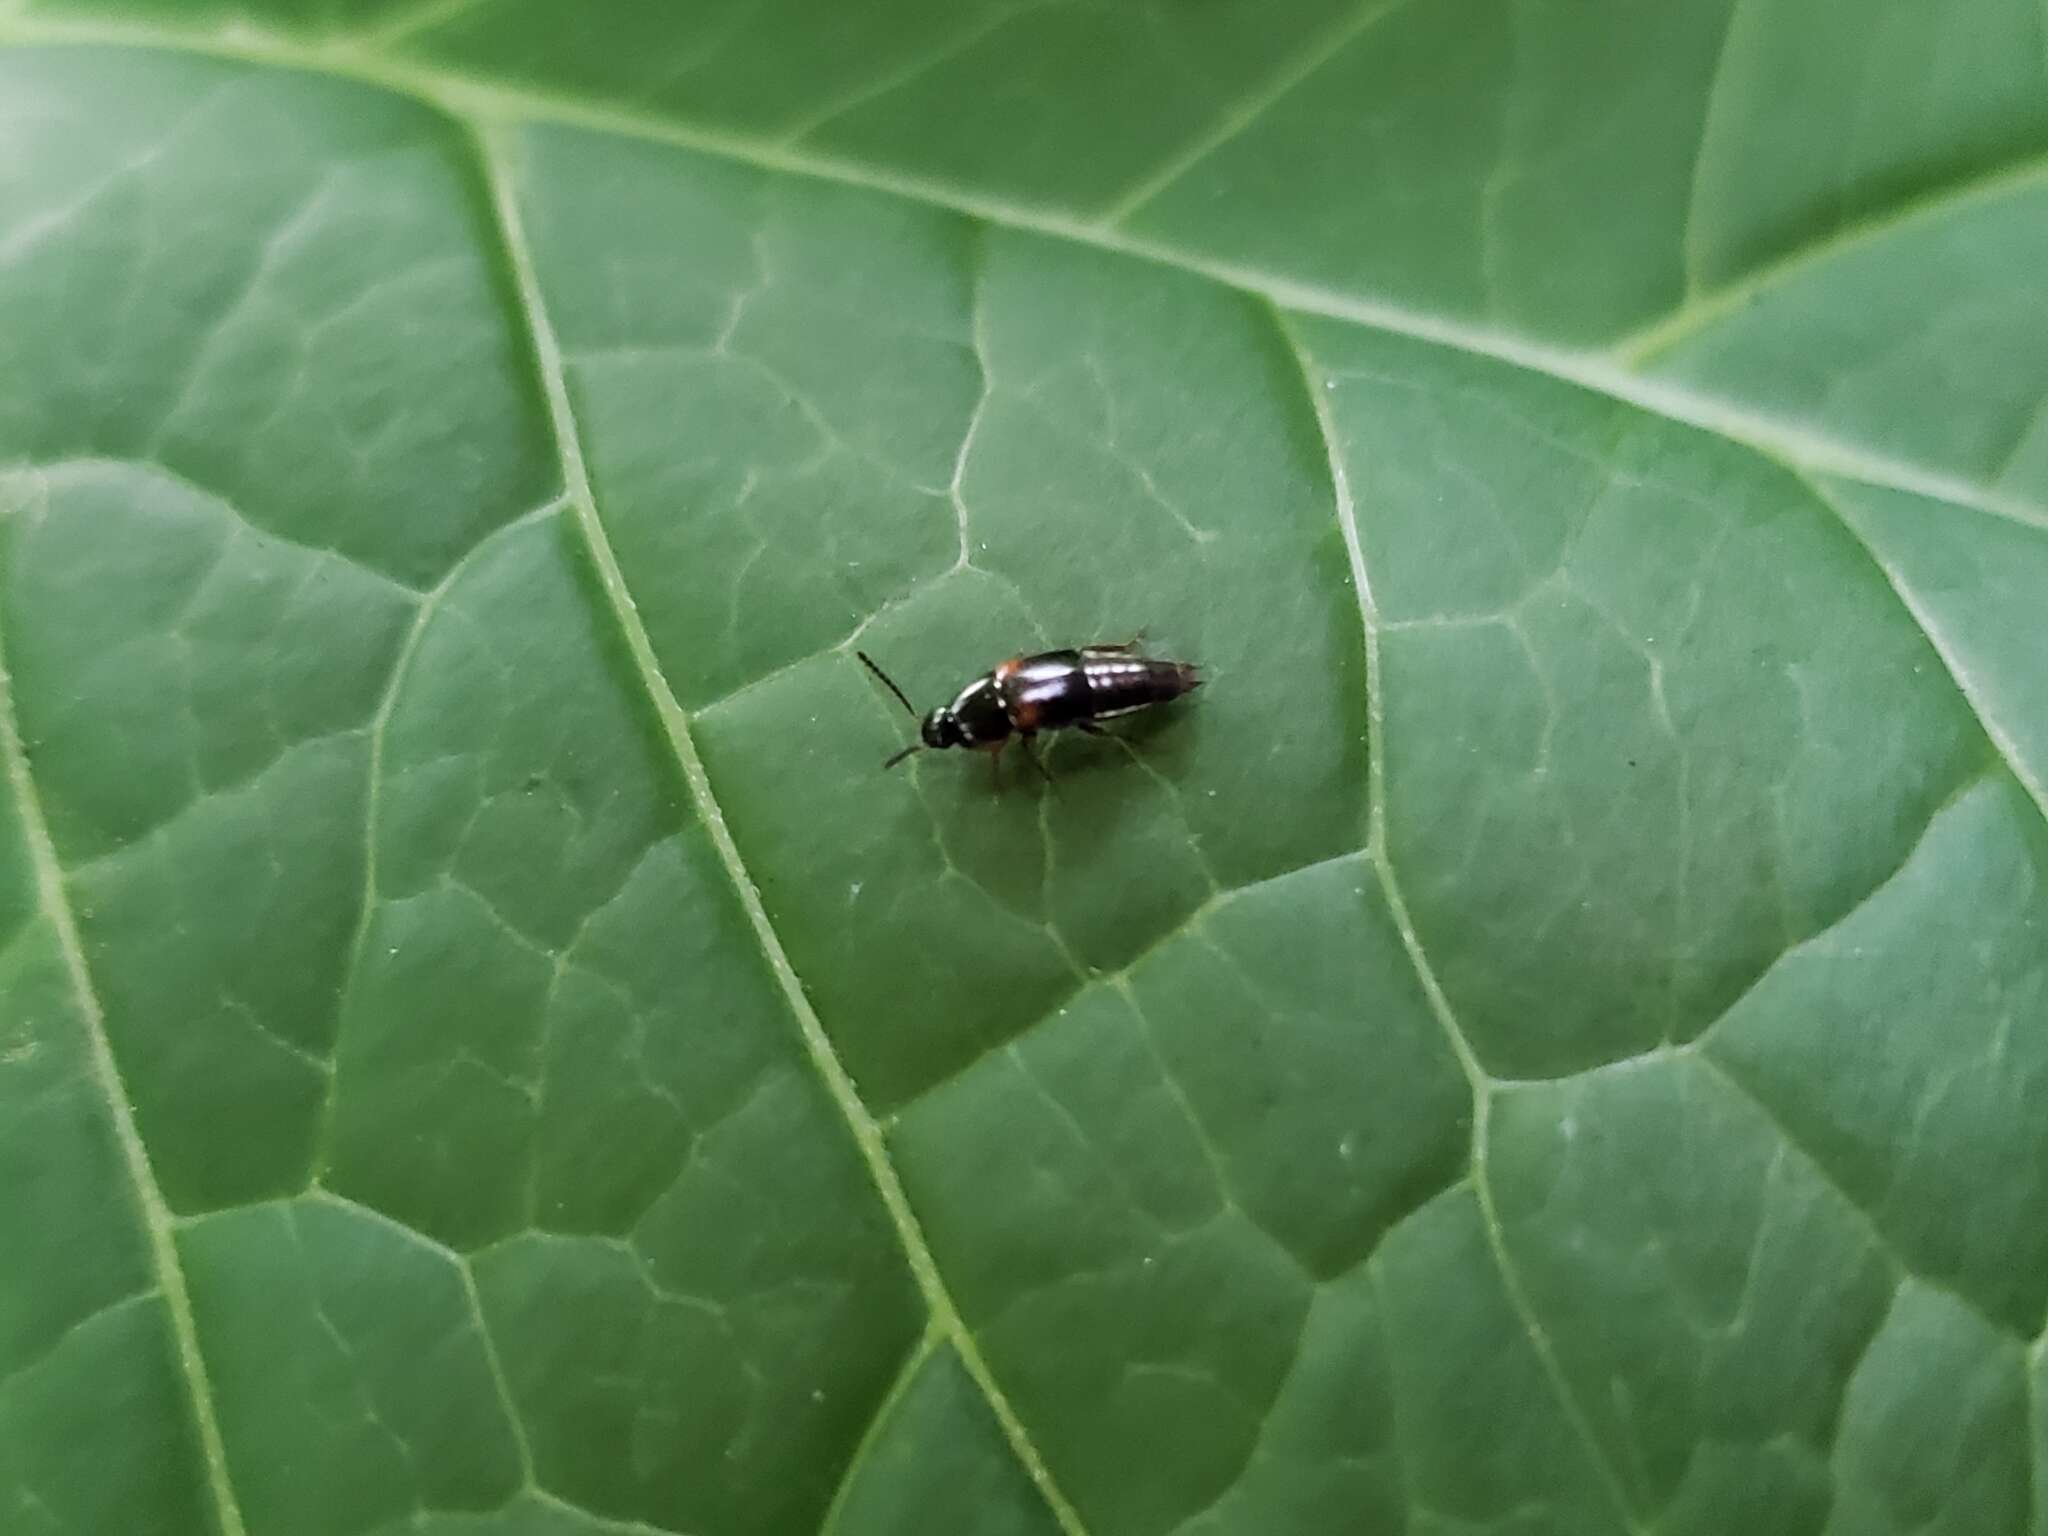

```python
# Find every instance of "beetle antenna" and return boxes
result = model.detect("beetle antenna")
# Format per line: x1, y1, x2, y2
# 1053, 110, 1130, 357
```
883, 742, 922, 770
856, 650, 919, 718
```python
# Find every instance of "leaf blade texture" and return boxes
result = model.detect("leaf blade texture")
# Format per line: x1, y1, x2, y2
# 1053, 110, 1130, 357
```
1, 10, 2044, 1535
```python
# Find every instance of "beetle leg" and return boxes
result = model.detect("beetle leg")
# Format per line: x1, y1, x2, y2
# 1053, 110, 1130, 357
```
1085, 628, 1147, 655
1019, 733, 1053, 784
1078, 719, 1141, 758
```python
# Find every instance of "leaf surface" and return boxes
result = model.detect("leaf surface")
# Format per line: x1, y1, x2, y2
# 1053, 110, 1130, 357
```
1, 7, 2044, 1536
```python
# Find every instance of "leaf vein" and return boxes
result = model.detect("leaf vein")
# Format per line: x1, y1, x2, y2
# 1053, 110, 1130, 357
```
14, 455, 427, 596
0, 1287, 159, 1399
1621, 141, 2048, 366
1673, 0, 1746, 296
3, 25, 2044, 530
814, 1326, 942, 1536
465, 117, 1093, 1536
888, 849, 1367, 1119
1100, 0, 1406, 225
1271, 303, 1648, 1536
1690, 1050, 2028, 1346
775, 6, 1026, 146
310, 493, 567, 1180
0, 573, 248, 1534
1788, 463, 2048, 833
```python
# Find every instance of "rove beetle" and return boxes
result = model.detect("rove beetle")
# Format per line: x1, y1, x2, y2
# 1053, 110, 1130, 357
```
858, 638, 1202, 784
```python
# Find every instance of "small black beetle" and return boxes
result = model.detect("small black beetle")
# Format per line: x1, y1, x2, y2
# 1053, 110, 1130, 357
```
858, 639, 1201, 783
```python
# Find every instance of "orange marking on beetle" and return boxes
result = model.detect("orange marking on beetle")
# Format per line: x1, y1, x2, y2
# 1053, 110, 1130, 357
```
1012, 697, 1042, 731
993, 656, 1023, 681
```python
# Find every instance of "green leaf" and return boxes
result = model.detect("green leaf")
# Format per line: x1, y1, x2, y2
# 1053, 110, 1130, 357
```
1, 8, 2043, 1536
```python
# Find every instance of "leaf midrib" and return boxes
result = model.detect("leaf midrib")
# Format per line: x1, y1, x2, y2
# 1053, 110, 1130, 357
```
0, 609, 249, 1535
4, 15, 2047, 538
1276, 305, 1646, 1535
466, 119, 1094, 1536
1281, 298, 2043, 1525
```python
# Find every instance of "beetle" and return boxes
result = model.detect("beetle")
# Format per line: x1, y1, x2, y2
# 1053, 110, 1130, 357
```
857, 639, 1202, 783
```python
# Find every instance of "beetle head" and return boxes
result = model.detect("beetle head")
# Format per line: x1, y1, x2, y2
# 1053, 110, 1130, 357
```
920, 708, 964, 750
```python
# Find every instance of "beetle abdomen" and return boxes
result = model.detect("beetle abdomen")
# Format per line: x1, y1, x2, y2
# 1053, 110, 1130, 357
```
996, 651, 1089, 731
1080, 655, 1202, 719
994, 647, 1200, 733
